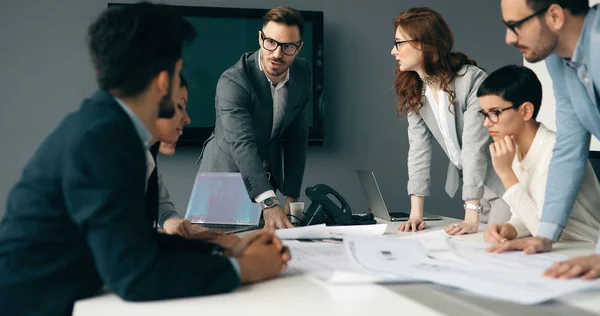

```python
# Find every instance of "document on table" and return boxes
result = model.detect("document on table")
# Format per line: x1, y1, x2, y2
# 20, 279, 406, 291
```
446, 237, 569, 272
276, 224, 388, 240
327, 224, 387, 237
344, 236, 600, 305
276, 224, 330, 240
282, 240, 413, 284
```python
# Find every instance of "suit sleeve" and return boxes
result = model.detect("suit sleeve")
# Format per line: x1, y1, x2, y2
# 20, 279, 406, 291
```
281, 63, 311, 198
157, 171, 181, 228
215, 75, 273, 199
63, 120, 239, 301
460, 67, 490, 201
406, 111, 433, 196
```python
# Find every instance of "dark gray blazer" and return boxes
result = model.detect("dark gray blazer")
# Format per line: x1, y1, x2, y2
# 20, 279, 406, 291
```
407, 65, 505, 201
197, 51, 311, 199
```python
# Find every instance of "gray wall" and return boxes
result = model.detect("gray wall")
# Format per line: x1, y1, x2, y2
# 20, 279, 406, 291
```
0, 0, 521, 219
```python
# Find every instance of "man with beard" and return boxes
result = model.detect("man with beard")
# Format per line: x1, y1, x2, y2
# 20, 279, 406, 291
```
0, 3, 290, 315
196, 7, 312, 230
490, 1, 600, 257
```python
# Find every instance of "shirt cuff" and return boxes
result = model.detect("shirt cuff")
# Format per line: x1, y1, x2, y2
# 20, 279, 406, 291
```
536, 222, 563, 242
501, 182, 521, 203
507, 217, 530, 238
254, 190, 276, 203
228, 257, 242, 281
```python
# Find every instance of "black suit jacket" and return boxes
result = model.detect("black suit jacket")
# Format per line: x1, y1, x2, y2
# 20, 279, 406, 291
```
146, 142, 160, 228
0, 90, 238, 316
197, 51, 311, 199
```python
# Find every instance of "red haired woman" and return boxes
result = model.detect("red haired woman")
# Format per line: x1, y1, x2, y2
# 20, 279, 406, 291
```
392, 7, 510, 235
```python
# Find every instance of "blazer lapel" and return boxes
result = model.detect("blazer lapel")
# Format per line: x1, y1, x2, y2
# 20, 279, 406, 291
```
275, 75, 300, 138
248, 52, 274, 127
422, 84, 462, 165
419, 98, 440, 140
445, 81, 462, 152
271, 61, 302, 140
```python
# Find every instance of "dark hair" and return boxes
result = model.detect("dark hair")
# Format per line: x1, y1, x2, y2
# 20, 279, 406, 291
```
87, 2, 196, 97
393, 7, 480, 117
477, 65, 543, 119
526, 0, 589, 16
179, 74, 188, 89
263, 7, 304, 37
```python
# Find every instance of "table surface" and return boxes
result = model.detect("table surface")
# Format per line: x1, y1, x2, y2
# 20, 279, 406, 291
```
73, 218, 600, 316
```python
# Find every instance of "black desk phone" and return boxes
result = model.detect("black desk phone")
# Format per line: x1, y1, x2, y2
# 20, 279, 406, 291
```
302, 184, 376, 226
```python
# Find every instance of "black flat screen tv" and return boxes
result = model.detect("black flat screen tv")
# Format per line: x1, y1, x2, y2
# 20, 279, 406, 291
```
108, 3, 325, 146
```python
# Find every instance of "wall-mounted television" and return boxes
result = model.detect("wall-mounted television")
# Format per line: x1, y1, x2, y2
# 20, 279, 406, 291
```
108, 3, 325, 146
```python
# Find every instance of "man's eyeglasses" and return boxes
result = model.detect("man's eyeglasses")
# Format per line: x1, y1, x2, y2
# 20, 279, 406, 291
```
393, 39, 418, 50
503, 5, 550, 35
260, 31, 302, 56
478, 106, 517, 123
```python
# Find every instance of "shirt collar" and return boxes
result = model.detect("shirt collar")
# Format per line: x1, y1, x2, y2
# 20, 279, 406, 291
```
567, 5, 597, 66
517, 123, 550, 170
113, 97, 153, 148
257, 50, 290, 88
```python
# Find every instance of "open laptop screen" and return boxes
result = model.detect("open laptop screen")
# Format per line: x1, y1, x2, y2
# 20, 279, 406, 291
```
184, 172, 261, 225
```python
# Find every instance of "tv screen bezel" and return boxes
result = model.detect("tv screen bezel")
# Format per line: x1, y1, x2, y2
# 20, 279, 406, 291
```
107, 3, 325, 146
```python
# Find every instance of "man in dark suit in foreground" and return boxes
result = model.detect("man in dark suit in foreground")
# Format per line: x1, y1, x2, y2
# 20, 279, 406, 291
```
0, 3, 290, 315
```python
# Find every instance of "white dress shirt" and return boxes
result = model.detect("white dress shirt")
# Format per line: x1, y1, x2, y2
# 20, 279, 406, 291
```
425, 86, 462, 169
504, 124, 600, 242
254, 51, 291, 203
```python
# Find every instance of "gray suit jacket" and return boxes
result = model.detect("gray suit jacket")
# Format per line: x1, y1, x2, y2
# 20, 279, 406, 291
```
406, 65, 504, 201
197, 51, 311, 199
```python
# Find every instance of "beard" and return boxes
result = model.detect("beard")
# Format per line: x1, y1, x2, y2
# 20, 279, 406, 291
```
261, 54, 290, 77
157, 82, 175, 119
524, 21, 558, 63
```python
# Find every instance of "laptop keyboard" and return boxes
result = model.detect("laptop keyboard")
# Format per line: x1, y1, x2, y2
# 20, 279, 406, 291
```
202, 224, 253, 231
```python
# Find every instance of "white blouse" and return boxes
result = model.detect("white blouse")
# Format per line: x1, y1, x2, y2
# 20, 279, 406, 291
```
425, 86, 462, 169
504, 124, 600, 242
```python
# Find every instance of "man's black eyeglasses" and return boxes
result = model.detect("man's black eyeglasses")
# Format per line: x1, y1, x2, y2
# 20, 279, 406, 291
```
503, 6, 550, 35
260, 31, 302, 56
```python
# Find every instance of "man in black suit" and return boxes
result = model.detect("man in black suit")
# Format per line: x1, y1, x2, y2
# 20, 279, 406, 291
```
0, 3, 289, 315
197, 7, 312, 229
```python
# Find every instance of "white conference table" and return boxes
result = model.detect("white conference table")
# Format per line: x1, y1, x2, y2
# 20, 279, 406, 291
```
73, 218, 600, 316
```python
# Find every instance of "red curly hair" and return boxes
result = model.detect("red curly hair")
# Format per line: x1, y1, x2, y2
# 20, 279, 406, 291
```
393, 7, 479, 117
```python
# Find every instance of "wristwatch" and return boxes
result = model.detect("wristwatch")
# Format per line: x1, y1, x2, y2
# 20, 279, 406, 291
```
260, 197, 280, 210
463, 203, 483, 214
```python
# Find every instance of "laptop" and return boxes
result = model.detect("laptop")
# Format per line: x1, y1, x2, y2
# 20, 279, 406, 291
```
356, 170, 443, 222
185, 172, 262, 234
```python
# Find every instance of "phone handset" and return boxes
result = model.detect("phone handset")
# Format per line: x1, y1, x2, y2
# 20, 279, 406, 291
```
303, 184, 359, 226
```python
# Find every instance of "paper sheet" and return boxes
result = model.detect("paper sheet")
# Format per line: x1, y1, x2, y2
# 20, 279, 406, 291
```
283, 240, 412, 284
344, 236, 600, 305
276, 224, 387, 240
327, 224, 387, 237
446, 237, 569, 272
276, 224, 330, 240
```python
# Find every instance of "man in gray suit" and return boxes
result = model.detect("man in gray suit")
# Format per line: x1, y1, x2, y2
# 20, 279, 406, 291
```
197, 7, 311, 229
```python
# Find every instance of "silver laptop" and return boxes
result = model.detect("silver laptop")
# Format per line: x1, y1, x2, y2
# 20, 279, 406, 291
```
185, 172, 262, 233
356, 170, 442, 222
